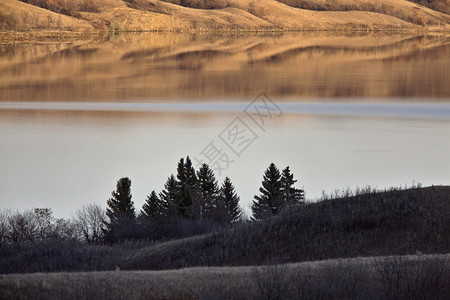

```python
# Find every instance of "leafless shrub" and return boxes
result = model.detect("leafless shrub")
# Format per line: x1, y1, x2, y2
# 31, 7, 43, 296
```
77, 0, 99, 13
122, 0, 171, 14
291, 260, 372, 300
18, 0, 99, 18
276, 0, 439, 25
0, 13, 22, 32
329, 261, 371, 299
248, 1, 267, 17
109, 21, 123, 34
160, 0, 228, 10
375, 255, 450, 300
253, 264, 294, 300
406, 0, 450, 15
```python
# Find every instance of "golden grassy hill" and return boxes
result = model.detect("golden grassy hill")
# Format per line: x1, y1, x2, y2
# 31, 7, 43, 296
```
0, 0, 94, 31
1, 0, 450, 35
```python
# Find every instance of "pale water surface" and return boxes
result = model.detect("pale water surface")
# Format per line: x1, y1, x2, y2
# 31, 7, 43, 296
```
0, 33, 449, 217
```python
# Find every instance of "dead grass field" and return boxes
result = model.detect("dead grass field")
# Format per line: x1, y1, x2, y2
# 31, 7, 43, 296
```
0, 254, 448, 299
0, 0, 449, 37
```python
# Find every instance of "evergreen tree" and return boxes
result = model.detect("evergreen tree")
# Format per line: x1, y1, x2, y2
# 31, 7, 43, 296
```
176, 156, 198, 218
104, 177, 136, 242
281, 166, 305, 206
159, 175, 179, 218
196, 163, 220, 219
252, 163, 283, 220
219, 177, 242, 223
106, 177, 135, 223
141, 190, 166, 219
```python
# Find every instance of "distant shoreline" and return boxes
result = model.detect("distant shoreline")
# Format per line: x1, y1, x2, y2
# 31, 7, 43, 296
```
1, 27, 448, 43
1, 101, 449, 120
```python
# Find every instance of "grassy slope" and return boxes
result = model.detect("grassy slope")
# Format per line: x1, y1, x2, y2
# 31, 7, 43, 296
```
0, 0, 449, 34
406, 0, 450, 15
0, 186, 448, 275
0, 254, 448, 299
0, 0, 94, 31
122, 186, 450, 270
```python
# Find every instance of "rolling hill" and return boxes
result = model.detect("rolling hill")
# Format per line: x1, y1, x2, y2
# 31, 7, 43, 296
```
1, 186, 448, 274
1, 0, 450, 36
121, 185, 450, 270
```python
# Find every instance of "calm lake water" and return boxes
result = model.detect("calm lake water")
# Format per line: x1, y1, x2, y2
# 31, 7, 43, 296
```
0, 32, 449, 217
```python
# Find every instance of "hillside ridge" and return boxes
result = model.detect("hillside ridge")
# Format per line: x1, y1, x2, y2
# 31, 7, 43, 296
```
1, 0, 450, 38
0, 185, 448, 274
121, 185, 449, 270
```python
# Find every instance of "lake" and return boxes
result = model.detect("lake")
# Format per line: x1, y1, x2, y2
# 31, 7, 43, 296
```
0, 32, 449, 217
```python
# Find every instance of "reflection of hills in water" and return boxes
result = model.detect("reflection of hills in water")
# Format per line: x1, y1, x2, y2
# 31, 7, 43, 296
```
0, 33, 449, 101
251, 36, 447, 63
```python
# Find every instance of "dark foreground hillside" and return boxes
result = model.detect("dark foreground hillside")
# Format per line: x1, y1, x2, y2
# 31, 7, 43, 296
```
123, 186, 449, 270
0, 186, 448, 274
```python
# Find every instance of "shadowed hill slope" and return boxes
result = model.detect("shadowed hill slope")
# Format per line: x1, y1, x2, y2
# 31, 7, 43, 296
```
406, 0, 449, 15
0, 186, 448, 274
122, 185, 450, 270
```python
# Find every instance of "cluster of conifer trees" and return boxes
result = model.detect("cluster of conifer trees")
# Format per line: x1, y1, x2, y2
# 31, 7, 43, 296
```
251, 163, 305, 220
104, 156, 304, 242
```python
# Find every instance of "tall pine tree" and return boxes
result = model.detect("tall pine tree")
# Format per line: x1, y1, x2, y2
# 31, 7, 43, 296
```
281, 166, 304, 206
106, 177, 135, 223
176, 156, 198, 218
159, 175, 179, 218
219, 177, 242, 223
196, 163, 220, 220
104, 177, 136, 242
141, 190, 166, 219
252, 163, 283, 220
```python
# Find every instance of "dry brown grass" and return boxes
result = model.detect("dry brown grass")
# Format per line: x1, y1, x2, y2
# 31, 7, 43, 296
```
18, 0, 100, 17
1, 0, 449, 35
0, 0, 94, 32
276, 0, 450, 26
0, 254, 448, 299
160, 0, 229, 10
407, 0, 450, 15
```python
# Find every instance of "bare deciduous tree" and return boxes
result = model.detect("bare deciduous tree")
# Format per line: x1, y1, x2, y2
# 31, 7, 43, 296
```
34, 208, 55, 240
54, 218, 78, 240
7, 210, 36, 243
74, 204, 106, 243
0, 210, 10, 244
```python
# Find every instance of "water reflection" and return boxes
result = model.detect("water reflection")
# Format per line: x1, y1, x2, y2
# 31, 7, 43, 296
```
0, 32, 449, 101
